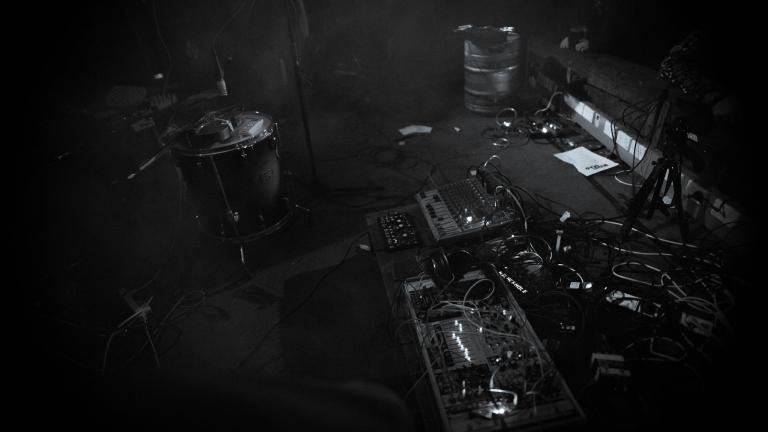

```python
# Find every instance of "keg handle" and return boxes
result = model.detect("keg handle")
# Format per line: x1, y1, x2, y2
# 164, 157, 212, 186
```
495, 107, 518, 129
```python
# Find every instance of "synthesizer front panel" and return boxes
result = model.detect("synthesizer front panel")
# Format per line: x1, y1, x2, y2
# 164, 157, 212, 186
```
415, 177, 519, 244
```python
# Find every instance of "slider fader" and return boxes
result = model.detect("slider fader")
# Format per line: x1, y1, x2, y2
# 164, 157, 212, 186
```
377, 211, 421, 251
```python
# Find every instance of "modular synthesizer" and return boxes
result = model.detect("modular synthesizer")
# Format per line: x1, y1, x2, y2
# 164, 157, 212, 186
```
403, 268, 584, 431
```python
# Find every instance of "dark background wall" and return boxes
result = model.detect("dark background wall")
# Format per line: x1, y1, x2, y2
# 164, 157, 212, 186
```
24, 0, 750, 187
30, 0, 747, 114
32, 0, 526, 114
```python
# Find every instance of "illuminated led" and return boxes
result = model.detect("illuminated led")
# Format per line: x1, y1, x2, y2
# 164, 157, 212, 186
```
459, 323, 463, 332
452, 332, 456, 338
478, 327, 483, 333
466, 215, 473, 223
491, 406, 508, 415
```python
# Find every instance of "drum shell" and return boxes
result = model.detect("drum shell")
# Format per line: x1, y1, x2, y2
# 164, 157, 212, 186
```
172, 132, 282, 239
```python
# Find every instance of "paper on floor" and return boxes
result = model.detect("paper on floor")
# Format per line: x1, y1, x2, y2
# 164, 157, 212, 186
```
554, 146, 618, 176
398, 125, 432, 136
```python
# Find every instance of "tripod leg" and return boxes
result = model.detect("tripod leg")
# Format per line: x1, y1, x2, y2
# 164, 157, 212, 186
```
670, 165, 688, 242
621, 163, 662, 240
645, 165, 669, 219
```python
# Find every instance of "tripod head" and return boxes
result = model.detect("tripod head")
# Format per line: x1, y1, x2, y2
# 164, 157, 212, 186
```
659, 116, 708, 174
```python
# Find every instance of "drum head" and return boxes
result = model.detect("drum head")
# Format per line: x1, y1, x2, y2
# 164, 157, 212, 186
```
173, 111, 274, 156
209, 111, 273, 151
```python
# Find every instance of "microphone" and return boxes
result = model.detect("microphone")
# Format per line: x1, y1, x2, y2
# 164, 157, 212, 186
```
217, 78, 228, 96
214, 50, 228, 96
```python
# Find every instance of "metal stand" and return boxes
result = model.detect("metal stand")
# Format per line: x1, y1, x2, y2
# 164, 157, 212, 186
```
284, 0, 320, 190
620, 127, 689, 242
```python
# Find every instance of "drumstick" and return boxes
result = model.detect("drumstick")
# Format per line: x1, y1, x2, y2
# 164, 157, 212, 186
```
126, 146, 171, 180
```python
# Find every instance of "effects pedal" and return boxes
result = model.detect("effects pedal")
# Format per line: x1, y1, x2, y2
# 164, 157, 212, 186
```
378, 211, 420, 251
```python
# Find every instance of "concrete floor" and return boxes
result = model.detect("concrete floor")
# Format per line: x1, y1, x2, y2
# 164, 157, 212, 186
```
21, 76, 752, 430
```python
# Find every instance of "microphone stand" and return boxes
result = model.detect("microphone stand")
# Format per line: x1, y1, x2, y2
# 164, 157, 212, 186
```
284, 0, 320, 191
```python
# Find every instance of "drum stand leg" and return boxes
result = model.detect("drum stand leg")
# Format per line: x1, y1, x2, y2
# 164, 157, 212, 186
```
238, 244, 281, 302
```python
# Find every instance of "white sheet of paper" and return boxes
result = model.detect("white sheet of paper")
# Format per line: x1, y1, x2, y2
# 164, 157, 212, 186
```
398, 125, 432, 135
554, 146, 618, 176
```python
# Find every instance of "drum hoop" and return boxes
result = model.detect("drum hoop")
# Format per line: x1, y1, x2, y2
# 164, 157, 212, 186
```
172, 111, 276, 157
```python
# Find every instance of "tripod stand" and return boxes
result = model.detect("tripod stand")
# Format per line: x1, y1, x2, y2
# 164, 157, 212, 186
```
620, 125, 689, 243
